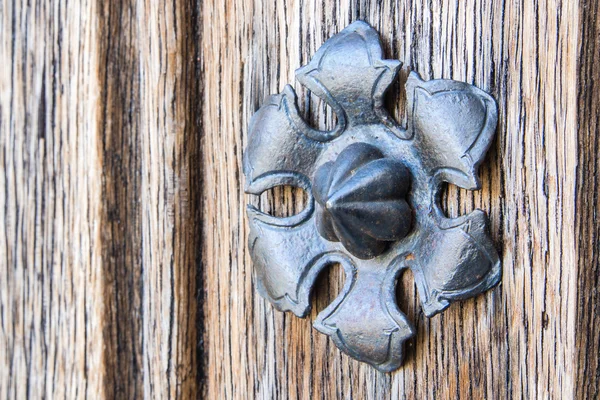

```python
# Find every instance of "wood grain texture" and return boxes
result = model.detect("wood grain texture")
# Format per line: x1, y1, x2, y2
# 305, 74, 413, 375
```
97, 1, 144, 397
0, 0, 106, 397
137, 0, 203, 397
2, 0, 598, 398
576, 0, 600, 398
1, 0, 203, 398
202, 0, 581, 398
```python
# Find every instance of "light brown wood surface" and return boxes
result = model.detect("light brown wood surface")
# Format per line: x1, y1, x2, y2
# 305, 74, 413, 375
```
202, 0, 584, 398
1, 0, 202, 398
1, 0, 598, 399
1, 0, 106, 397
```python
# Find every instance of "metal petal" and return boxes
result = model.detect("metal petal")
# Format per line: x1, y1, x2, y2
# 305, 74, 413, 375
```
244, 86, 327, 188
247, 204, 326, 317
406, 71, 498, 189
314, 264, 415, 372
295, 21, 408, 137
408, 210, 501, 317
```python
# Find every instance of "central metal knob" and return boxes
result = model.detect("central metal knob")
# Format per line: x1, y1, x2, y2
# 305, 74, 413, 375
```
313, 143, 413, 259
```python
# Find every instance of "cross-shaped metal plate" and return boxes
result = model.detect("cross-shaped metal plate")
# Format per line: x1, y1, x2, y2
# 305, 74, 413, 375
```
244, 21, 501, 372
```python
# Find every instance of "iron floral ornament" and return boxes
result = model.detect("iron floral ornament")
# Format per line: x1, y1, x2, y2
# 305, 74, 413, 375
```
243, 21, 501, 372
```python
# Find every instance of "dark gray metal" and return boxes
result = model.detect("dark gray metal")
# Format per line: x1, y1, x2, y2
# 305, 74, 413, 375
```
313, 143, 413, 260
243, 21, 501, 372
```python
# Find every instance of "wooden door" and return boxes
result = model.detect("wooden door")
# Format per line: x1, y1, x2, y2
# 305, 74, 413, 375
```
1, 0, 598, 398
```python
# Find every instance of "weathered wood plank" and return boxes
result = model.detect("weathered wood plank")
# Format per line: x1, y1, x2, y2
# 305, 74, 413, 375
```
137, 0, 203, 397
201, 0, 580, 398
0, 0, 106, 398
1, 0, 203, 398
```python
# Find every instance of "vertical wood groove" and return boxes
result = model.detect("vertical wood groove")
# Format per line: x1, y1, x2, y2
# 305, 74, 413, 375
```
137, 0, 203, 397
576, 0, 600, 398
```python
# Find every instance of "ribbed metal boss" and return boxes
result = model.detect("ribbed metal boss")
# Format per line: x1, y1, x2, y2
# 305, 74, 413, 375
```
313, 143, 413, 259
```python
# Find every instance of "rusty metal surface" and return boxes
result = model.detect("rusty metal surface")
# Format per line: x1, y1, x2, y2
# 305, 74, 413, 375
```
243, 21, 501, 372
